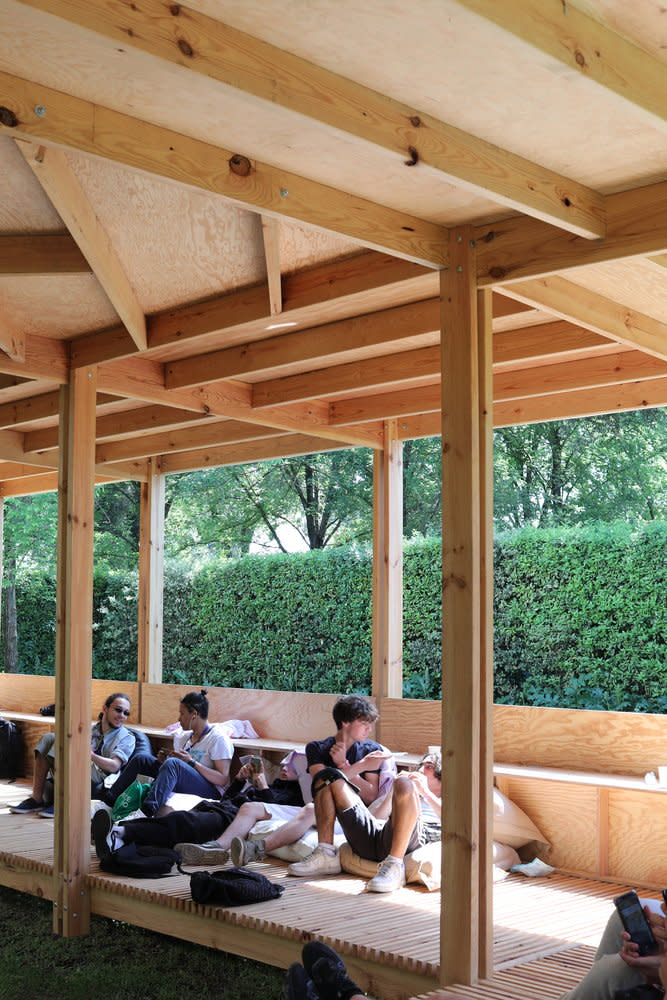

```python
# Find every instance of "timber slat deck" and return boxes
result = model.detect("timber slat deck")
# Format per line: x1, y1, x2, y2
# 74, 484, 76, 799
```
0, 779, 654, 999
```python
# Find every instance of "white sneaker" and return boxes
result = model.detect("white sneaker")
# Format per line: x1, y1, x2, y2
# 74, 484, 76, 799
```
367, 857, 405, 892
287, 845, 341, 878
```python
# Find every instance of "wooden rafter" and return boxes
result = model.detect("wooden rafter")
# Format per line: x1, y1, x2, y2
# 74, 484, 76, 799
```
16, 0, 607, 238
18, 142, 148, 351
159, 432, 356, 476
261, 216, 282, 316
0, 70, 448, 269
456, 0, 667, 131
94, 420, 288, 464
0, 308, 25, 363
499, 276, 667, 361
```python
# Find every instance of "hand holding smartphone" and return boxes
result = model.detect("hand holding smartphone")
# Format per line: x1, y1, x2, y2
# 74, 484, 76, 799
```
614, 890, 657, 956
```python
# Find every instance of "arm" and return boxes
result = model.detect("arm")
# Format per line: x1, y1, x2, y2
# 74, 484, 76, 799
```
90, 749, 124, 775
619, 908, 667, 983
407, 770, 442, 818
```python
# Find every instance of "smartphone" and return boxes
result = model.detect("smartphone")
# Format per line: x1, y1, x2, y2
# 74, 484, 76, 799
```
614, 890, 657, 956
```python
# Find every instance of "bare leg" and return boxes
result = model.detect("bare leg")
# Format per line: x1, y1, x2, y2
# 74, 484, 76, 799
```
216, 802, 271, 849
314, 779, 359, 844
264, 803, 315, 852
386, 776, 420, 859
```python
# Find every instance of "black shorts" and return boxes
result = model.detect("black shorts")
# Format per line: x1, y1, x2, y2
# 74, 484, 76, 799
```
338, 800, 422, 862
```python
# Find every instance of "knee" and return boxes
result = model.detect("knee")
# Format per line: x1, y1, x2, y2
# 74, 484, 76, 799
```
238, 802, 266, 820
159, 757, 184, 778
393, 775, 418, 805
311, 767, 344, 799
132, 754, 155, 769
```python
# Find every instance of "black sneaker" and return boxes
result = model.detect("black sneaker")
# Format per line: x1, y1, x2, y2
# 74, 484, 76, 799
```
9, 796, 43, 814
91, 809, 114, 862
302, 943, 362, 1000
286, 963, 319, 1000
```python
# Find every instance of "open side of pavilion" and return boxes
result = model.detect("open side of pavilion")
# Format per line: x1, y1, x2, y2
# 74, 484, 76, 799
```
0, 1, 666, 996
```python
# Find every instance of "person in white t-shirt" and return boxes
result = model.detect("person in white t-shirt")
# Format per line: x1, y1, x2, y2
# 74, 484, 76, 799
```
104, 689, 232, 817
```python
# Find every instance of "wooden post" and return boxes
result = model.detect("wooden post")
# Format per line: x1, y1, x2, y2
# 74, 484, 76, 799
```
476, 287, 494, 979
372, 419, 403, 703
53, 365, 97, 937
439, 229, 491, 984
137, 457, 165, 690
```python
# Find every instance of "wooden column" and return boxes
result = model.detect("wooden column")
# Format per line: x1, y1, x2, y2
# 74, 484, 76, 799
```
476, 287, 494, 979
53, 365, 97, 937
372, 419, 403, 701
439, 230, 492, 984
137, 457, 165, 688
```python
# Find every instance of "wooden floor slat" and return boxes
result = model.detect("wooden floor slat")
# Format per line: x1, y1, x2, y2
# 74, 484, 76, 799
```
0, 779, 656, 1000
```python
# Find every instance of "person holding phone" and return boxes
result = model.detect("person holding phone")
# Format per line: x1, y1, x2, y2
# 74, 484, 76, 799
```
559, 894, 667, 999
102, 690, 233, 817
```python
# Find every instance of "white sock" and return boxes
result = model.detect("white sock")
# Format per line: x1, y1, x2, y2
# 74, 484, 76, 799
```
317, 842, 337, 855
110, 826, 125, 850
385, 854, 403, 866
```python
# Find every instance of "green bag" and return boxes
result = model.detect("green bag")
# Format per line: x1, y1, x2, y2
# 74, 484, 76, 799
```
111, 780, 152, 821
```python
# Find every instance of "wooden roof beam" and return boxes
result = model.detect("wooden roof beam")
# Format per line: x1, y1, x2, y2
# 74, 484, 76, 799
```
0, 234, 90, 274
499, 276, 667, 361
493, 377, 667, 428
456, 0, 667, 131
97, 358, 384, 449
19, 0, 606, 238
159, 433, 360, 477
165, 298, 443, 389
95, 420, 288, 464
0, 334, 68, 382
475, 180, 667, 286
0, 70, 447, 269
18, 142, 148, 352
261, 216, 282, 316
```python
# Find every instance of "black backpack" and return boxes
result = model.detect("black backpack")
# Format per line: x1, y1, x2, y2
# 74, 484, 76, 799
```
0, 717, 23, 780
186, 866, 284, 906
99, 843, 180, 878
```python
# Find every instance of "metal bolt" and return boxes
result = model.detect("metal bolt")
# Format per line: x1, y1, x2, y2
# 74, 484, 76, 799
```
34, 105, 46, 117
456, 235, 462, 243
456, 266, 463, 273
469, 240, 476, 248
280, 188, 289, 198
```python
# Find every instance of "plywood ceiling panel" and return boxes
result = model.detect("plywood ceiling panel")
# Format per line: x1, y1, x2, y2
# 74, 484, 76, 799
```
0, 136, 63, 232
567, 260, 667, 325
68, 152, 267, 313
0, 275, 119, 337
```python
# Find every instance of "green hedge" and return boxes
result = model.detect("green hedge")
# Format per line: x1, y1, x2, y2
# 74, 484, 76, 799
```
7, 523, 667, 710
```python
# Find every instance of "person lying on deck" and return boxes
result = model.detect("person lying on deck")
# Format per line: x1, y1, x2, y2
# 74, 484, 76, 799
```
10, 692, 135, 818
287, 750, 442, 893
91, 753, 304, 861
559, 896, 667, 1000
172, 693, 394, 866
102, 689, 232, 817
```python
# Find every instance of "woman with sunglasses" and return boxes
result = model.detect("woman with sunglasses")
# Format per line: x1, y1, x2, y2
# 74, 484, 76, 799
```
103, 690, 233, 818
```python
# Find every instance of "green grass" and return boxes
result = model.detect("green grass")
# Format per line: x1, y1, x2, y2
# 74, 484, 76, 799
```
0, 884, 287, 1000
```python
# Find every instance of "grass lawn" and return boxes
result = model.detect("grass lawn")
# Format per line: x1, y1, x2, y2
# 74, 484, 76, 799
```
0, 884, 287, 1000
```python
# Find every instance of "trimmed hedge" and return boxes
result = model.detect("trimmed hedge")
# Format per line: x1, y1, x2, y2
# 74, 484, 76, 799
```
6, 523, 667, 710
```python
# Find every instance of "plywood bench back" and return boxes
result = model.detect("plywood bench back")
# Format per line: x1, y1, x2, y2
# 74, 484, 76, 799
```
140, 683, 343, 744
493, 703, 667, 778
376, 698, 441, 754
0, 673, 139, 721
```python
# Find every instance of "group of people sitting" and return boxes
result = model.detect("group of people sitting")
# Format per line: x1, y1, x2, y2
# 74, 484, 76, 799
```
11, 688, 442, 894
12, 687, 667, 995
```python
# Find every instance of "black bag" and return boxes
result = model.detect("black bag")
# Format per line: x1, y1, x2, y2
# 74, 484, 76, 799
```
0, 716, 23, 780
187, 866, 284, 906
614, 986, 665, 999
99, 843, 179, 878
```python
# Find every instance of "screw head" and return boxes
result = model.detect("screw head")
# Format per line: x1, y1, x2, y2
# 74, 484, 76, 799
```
34, 105, 46, 117
280, 188, 289, 198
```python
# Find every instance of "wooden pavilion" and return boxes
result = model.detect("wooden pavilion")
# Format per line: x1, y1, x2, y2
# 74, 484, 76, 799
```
0, 1, 666, 996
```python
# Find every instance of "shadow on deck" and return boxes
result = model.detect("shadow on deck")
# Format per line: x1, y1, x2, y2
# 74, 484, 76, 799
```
0, 780, 643, 1000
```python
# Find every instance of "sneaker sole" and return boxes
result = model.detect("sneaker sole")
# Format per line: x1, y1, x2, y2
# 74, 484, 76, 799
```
91, 810, 112, 861
9, 807, 42, 814
175, 843, 229, 866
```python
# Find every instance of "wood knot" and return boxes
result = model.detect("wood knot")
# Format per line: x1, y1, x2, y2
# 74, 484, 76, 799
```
0, 107, 19, 128
404, 146, 419, 166
489, 266, 506, 280
229, 154, 252, 177
170, 4, 181, 13
483, 230, 495, 243
409, 115, 421, 128
178, 38, 194, 57
574, 50, 586, 67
